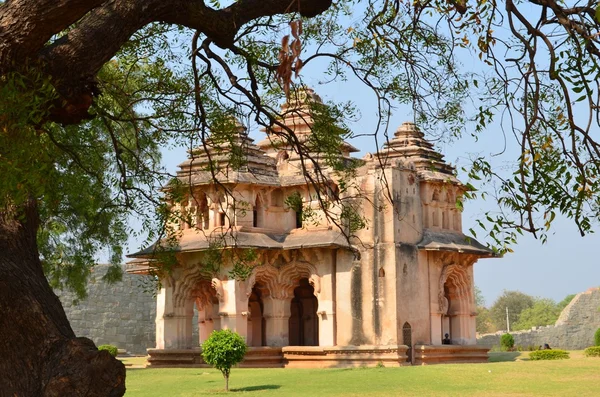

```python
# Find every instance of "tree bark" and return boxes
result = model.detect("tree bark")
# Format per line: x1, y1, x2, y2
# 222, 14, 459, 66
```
0, 200, 125, 396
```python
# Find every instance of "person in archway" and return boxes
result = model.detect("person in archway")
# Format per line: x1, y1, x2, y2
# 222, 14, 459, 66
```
442, 333, 451, 345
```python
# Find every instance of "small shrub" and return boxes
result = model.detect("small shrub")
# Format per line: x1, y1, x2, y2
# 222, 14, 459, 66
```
500, 333, 514, 350
529, 349, 569, 360
376, 360, 385, 368
526, 345, 538, 351
202, 330, 247, 391
516, 345, 524, 351
584, 346, 600, 357
594, 328, 600, 346
98, 344, 118, 357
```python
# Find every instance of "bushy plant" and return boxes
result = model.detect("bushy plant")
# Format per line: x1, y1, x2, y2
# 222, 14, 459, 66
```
201, 330, 247, 391
500, 333, 515, 350
529, 349, 569, 360
584, 346, 600, 357
98, 344, 118, 357
594, 328, 600, 346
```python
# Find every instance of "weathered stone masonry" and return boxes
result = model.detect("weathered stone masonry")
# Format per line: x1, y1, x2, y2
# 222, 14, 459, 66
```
53, 264, 181, 355
477, 288, 600, 350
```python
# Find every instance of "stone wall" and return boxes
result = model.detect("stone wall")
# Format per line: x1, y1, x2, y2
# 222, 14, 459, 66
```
55, 264, 198, 355
477, 288, 600, 350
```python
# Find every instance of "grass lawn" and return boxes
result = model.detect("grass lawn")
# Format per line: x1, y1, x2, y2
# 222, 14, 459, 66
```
124, 351, 600, 396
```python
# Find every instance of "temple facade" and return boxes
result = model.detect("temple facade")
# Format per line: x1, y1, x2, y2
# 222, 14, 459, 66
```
127, 89, 494, 367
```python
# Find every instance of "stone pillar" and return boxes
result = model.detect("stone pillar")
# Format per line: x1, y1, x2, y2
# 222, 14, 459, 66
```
155, 280, 194, 349
313, 274, 336, 346
214, 278, 249, 342
430, 312, 442, 345
263, 297, 291, 346
451, 314, 475, 345
198, 305, 215, 345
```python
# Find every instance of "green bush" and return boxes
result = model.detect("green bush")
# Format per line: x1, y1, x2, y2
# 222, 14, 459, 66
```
594, 328, 600, 346
202, 330, 247, 391
529, 349, 569, 360
98, 344, 118, 357
500, 333, 514, 350
584, 346, 600, 357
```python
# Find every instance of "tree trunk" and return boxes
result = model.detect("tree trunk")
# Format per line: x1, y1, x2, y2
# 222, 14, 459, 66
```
225, 374, 229, 392
0, 200, 125, 396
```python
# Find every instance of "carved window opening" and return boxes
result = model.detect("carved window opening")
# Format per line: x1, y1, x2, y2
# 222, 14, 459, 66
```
254, 195, 264, 228
219, 212, 226, 227
432, 210, 439, 227
295, 210, 303, 229
402, 322, 412, 363
271, 189, 284, 207
378, 267, 385, 278
277, 150, 290, 164
195, 193, 210, 230
432, 190, 440, 201
289, 278, 319, 346
442, 211, 448, 229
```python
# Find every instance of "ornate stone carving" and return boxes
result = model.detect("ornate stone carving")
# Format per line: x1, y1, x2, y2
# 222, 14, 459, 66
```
438, 262, 472, 314
309, 274, 321, 296
211, 278, 225, 302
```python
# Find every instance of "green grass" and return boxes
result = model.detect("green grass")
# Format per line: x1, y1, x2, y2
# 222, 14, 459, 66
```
124, 351, 600, 396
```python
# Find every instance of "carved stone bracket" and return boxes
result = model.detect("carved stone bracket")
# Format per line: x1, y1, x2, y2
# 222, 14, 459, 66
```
211, 278, 225, 302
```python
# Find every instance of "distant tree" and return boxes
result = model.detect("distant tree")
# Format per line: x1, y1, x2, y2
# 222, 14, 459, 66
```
513, 298, 561, 331
201, 330, 247, 392
489, 291, 535, 331
475, 286, 493, 334
475, 286, 486, 307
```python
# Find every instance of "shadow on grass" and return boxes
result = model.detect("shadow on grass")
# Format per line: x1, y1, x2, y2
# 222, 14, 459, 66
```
231, 385, 281, 392
488, 352, 522, 363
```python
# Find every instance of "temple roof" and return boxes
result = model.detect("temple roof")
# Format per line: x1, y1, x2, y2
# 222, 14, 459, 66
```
416, 229, 495, 256
176, 122, 279, 186
376, 122, 458, 183
257, 88, 359, 156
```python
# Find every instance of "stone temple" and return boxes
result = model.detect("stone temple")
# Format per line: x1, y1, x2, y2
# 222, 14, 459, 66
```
127, 89, 494, 367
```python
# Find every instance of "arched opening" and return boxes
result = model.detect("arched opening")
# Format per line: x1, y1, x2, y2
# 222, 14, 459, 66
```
253, 195, 264, 228
440, 267, 472, 345
271, 189, 284, 207
194, 192, 210, 230
289, 278, 318, 346
277, 150, 290, 164
432, 209, 439, 227
402, 322, 412, 363
248, 285, 266, 347
378, 267, 385, 278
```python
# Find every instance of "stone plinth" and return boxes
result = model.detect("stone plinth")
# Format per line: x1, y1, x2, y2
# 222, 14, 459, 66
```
413, 345, 489, 365
282, 345, 409, 368
147, 347, 284, 368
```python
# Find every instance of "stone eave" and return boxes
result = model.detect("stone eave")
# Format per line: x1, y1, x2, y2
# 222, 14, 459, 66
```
127, 229, 350, 259
415, 229, 497, 257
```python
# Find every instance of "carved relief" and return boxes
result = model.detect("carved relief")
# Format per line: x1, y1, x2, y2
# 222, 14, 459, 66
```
438, 262, 472, 314
211, 278, 225, 302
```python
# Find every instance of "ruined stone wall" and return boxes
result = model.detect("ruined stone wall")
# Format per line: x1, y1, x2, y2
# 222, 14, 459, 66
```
477, 288, 600, 350
54, 264, 199, 355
